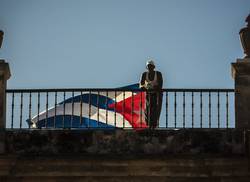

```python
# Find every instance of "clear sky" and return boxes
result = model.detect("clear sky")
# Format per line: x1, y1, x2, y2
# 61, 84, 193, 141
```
0, 0, 249, 89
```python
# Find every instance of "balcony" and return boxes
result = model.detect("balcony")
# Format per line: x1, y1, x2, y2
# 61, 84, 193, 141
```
6, 88, 235, 130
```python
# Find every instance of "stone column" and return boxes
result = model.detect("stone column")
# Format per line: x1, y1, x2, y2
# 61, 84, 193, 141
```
0, 60, 11, 153
231, 58, 250, 129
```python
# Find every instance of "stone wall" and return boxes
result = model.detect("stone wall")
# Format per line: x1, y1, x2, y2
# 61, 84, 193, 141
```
5, 129, 245, 156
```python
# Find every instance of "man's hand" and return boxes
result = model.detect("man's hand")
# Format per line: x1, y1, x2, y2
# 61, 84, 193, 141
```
139, 84, 147, 90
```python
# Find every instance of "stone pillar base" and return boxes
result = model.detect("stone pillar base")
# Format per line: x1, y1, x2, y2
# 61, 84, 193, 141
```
0, 60, 10, 154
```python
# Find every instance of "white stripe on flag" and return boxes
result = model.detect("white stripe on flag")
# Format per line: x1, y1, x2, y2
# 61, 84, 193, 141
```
31, 103, 132, 128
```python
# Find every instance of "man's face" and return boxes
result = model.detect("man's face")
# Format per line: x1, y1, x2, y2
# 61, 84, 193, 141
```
147, 64, 155, 72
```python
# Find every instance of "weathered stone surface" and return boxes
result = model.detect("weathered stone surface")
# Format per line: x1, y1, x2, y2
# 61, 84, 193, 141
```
231, 60, 250, 128
0, 155, 249, 181
2, 176, 250, 182
4, 129, 245, 155
0, 60, 10, 130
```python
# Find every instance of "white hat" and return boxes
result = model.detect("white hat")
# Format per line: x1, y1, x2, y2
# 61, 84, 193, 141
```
146, 60, 155, 67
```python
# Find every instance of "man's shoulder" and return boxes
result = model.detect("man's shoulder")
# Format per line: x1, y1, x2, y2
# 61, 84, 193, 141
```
140, 72, 147, 80
239, 27, 249, 34
156, 71, 162, 75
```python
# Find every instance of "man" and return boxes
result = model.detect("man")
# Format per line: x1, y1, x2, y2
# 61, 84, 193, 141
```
140, 60, 163, 129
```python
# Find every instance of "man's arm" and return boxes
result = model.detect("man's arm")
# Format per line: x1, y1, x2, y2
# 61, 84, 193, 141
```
157, 71, 163, 89
139, 72, 146, 89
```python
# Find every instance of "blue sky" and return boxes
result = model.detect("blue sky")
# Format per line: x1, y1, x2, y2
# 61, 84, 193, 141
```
0, 0, 249, 89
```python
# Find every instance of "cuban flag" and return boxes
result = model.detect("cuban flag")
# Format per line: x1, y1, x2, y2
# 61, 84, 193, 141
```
29, 84, 148, 130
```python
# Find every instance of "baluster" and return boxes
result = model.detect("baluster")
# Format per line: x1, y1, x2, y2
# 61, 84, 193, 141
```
97, 91, 100, 127
208, 92, 211, 128
29, 92, 32, 129
191, 92, 194, 128
88, 91, 91, 129
80, 91, 83, 125
45, 92, 48, 128
63, 91, 66, 128
123, 91, 125, 128
37, 92, 40, 129
11, 92, 14, 129
156, 91, 159, 129
131, 91, 134, 128
217, 92, 220, 128
166, 92, 168, 128
71, 91, 74, 128
183, 92, 185, 128
226, 92, 229, 128
20, 92, 23, 129
54, 91, 57, 128
200, 92, 203, 128
106, 91, 108, 126
114, 91, 117, 127
174, 92, 177, 128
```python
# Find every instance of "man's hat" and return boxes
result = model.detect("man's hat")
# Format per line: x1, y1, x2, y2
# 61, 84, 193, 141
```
146, 60, 155, 67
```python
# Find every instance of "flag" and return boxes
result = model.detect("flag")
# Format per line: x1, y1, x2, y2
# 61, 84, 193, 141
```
28, 84, 148, 130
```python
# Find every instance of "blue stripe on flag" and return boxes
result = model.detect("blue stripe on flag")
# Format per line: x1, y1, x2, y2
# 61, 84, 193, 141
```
61, 94, 114, 110
36, 115, 115, 129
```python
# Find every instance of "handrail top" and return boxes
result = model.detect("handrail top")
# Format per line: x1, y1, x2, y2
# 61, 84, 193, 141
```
6, 88, 235, 93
